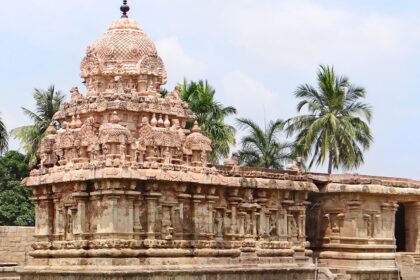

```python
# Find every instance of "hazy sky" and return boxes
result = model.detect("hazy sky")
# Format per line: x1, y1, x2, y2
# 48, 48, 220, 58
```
1, 0, 420, 178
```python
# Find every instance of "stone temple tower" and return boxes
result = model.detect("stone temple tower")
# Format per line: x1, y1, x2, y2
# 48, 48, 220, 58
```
20, 2, 318, 279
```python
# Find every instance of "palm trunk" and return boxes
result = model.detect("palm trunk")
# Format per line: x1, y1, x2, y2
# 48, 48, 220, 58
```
327, 153, 333, 175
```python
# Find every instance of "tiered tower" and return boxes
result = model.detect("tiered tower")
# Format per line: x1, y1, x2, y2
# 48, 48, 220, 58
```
21, 2, 318, 279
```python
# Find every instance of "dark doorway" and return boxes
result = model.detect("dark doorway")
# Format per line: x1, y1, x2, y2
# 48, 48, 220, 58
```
395, 203, 406, 252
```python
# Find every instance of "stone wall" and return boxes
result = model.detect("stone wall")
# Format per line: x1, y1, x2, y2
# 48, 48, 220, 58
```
0, 226, 34, 265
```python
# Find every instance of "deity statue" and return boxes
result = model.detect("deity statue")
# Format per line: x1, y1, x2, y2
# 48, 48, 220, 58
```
115, 76, 124, 94
269, 213, 277, 237
162, 208, 174, 240
70, 86, 82, 101
215, 210, 224, 237
120, 142, 127, 162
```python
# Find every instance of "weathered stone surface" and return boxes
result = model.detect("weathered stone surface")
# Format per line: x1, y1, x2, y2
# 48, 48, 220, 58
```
20, 268, 316, 280
14, 2, 420, 280
0, 227, 34, 265
20, 7, 318, 279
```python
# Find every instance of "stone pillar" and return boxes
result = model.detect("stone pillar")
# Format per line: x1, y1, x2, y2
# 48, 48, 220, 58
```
192, 186, 206, 239
72, 191, 89, 236
346, 200, 362, 238
207, 194, 218, 237
128, 196, 134, 234
133, 194, 143, 233
252, 210, 258, 237
282, 195, 295, 243
53, 197, 63, 236
402, 202, 420, 252
70, 206, 78, 239
265, 212, 272, 237
282, 197, 294, 238
177, 192, 191, 239
277, 208, 288, 240
32, 192, 53, 239
256, 190, 268, 238
238, 212, 246, 236
413, 203, 420, 252
103, 192, 123, 233
144, 183, 162, 240
32, 200, 40, 234
127, 191, 141, 236
228, 188, 241, 238
57, 208, 64, 234
380, 202, 397, 240
298, 208, 306, 242
90, 190, 102, 234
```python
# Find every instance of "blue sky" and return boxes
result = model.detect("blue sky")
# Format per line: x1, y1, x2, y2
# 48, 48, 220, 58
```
1, 0, 420, 178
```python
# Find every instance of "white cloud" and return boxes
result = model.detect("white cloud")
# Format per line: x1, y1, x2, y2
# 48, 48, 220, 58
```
2, 0, 420, 178
221, 71, 293, 124
214, 0, 420, 177
156, 37, 204, 88
220, 71, 302, 161
219, 0, 413, 72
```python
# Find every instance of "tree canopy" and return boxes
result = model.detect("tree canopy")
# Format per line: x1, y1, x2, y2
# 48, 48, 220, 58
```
0, 113, 8, 155
12, 85, 65, 166
0, 151, 34, 226
180, 79, 237, 163
237, 118, 291, 169
286, 65, 373, 174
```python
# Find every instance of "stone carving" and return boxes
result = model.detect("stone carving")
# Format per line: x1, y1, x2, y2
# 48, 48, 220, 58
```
224, 152, 239, 166
285, 157, 303, 172
184, 121, 212, 166
214, 209, 224, 237
22, 6, 408, 280
70, 87, 82, 101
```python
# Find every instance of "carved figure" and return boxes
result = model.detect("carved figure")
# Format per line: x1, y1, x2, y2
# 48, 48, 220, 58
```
162, 208, 174, 240
215, 210, 224, 237
70, 87, 82, 101
224, 152, 240, 166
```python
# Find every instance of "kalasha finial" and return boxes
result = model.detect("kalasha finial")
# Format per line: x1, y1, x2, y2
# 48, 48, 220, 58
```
120, 0, 130, 18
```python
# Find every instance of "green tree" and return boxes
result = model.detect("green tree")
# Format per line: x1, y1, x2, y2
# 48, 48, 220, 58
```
180, 79, 237, 163
12, 85, 65, 166
236, 118, 291, 169
0, 151, 34, 226
286, 65, 373, 174
160, 88, 168, 98
0, 113, 8, 154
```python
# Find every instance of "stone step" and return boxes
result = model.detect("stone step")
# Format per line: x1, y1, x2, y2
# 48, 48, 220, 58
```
295, 256, 312, 263
335, 273, 351, 280
316, 267, 352, 280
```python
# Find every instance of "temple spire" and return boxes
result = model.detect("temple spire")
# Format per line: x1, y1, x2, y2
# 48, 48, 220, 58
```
120, 0, 130, 18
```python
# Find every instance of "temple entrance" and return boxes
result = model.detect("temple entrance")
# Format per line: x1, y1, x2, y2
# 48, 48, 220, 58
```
395, 203, 418, 252
395, 203, 405, 252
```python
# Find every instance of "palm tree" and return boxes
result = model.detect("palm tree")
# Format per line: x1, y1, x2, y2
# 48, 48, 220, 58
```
180, 79, 237, 163
286, 65, 373, 174
12, 85, 65, 166
236, 118, 291, 169
159, 88, 168, 98
0, 114, 8, 155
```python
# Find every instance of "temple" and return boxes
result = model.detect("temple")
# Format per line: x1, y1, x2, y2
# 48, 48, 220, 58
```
16, 2, 420, 280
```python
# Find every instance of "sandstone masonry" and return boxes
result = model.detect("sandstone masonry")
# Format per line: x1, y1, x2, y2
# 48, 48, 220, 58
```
12, 2, 420, 280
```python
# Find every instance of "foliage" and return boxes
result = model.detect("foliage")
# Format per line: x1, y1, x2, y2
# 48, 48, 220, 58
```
180, 79, 237, 163
12, 85, 65, 166
286, 65, 373, 174
160, 88, 168, 98
0, 113, 8, 155
236, 118, 291, 169
0, 151, 34, 226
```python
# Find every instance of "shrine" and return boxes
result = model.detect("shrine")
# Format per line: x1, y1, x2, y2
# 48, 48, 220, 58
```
17, 2, 420, 280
